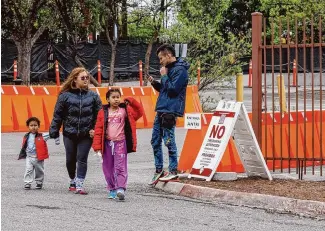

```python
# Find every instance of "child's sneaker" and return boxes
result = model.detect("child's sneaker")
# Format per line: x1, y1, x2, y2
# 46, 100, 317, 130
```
159, 171, 178, 182
69, 183, 76, 191
24, 184, 31, 190
148, 170, 166, 186
116, 189, 125, 201
75, 187, 88, 195
35, 184, 43, 189
108, 190, 117, 199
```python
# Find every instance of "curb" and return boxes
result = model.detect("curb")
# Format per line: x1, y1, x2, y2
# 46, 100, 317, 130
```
155, 181, 325, 219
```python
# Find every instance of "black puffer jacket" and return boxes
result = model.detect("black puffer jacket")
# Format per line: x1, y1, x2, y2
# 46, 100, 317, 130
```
49, 88, 102, 139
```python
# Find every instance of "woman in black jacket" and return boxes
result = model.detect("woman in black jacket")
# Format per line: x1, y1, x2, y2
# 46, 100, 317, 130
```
49, 67, 102, 194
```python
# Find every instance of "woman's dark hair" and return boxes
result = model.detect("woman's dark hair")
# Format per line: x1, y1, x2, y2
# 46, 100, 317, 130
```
156, 43, 176, 57
106, 88, 121, 100
26, 117, 40, 126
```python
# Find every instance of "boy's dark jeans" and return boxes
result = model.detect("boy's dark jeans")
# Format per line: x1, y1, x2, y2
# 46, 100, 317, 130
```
63, 135, 92, 180
151, 114, 178, 173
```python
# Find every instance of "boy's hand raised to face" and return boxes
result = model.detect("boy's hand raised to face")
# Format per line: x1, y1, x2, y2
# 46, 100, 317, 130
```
160, 67, 167, 76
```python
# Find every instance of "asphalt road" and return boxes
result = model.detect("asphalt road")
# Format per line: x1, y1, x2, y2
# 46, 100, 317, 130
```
2, 130, 325, 231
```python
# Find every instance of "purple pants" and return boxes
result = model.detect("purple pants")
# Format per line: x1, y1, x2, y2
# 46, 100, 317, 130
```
102, 139, 128, 191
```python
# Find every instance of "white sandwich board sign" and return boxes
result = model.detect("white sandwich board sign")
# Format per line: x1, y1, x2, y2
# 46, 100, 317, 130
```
188, 100, 272, 181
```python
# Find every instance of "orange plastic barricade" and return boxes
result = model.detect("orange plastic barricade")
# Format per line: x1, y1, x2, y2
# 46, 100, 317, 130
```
178, 114, 213, 172
26, 96, 46, 131
1, 95, 14, 132
150, 87, 158, 106
2, 85, 19, 95
2, 85, 202, 131
178, 113, 245, 173
16, 86, 33, 95
315, 111, 325, 156
216, 139, 244, 172
11, 96, 29, 131
89, 87, 107, 103
32, 86, 58, 96
260, 114, 276, 170
140, 87, 156, 128
42, 96, 58, 130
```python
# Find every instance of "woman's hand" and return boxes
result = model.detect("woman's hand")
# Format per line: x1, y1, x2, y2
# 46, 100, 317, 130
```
89, 129, 94, 138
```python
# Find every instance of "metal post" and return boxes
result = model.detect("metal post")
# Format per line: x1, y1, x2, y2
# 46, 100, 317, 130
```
139, 60, 143, 86
236, 73, 243, 102
55, 60, 60, 86
97, 60, 102, 85
251, 12, 263, 147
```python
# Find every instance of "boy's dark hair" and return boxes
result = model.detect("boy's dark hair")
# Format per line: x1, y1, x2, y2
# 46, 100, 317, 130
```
106, 88, 121, 100
156, 43, 176, 57
26, 117, 40, 126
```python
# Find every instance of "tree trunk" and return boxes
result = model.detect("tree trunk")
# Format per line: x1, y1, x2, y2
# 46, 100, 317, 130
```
121, 0, 128, 40
15, 40, 32, 85
144, 33, 158, 86
109, 44, 117, 86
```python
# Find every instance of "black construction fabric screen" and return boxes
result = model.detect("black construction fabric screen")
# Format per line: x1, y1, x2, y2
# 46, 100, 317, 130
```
1, 40, 18, 81
30, 41, 49, 81
1, 40, 49, 81
1, 40, 163, 82
52, 42, 99, 79
262, 47, 325, 73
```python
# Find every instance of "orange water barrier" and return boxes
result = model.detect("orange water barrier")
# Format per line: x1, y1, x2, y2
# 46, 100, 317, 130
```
1, 85, 202, 132
178, 110, 325, 173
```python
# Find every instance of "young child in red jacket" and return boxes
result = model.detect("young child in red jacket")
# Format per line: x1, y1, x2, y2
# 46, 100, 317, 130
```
18, 117, 59, 190
92, 88, 144, 201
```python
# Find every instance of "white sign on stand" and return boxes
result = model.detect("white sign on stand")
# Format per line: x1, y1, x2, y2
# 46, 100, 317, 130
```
188, 101, 272, 181
184, 113, 201, 130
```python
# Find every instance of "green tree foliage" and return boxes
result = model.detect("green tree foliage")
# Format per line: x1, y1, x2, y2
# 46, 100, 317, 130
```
260, 0, 325, 44
260, 0, 325, 18
173, 0, 251, 91
127, 0, 174, 85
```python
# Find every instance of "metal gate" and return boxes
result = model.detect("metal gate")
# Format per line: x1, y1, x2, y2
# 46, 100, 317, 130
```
251, 13, 324, 178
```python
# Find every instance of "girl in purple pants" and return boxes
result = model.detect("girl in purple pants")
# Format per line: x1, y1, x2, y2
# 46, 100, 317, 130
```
92, 89, 143, 200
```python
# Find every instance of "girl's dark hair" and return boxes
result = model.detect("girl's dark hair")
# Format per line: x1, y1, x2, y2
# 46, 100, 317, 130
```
26, 117, 40, 126
106, 88, 121, 100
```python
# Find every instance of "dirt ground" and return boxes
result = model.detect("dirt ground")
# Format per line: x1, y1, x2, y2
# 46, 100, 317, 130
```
181, 178, 325, 202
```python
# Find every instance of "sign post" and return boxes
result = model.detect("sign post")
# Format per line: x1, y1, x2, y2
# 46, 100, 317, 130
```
188, 101, 272, 181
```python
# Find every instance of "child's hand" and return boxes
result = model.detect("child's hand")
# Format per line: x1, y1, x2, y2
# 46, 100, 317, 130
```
55, 138, 60, 145
89, 129, 94, 138
96, 151, 102, 157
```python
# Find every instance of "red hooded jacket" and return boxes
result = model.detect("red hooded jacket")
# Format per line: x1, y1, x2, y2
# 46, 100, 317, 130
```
92, 97, 144, 154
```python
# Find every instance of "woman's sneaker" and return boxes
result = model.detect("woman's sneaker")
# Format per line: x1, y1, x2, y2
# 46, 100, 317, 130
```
148, 170, 166, 186
75, 188, 88, 195
35, 184, 43, 189
108, 190, 117, 199
24, 184, 31, 190
69, 183, 76, 191
116, 189, 125, 201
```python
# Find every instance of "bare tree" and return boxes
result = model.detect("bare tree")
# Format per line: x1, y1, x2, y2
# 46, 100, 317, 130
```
53, 0, 100, 86
130, 0, 175, 85
1, 0, 48, 85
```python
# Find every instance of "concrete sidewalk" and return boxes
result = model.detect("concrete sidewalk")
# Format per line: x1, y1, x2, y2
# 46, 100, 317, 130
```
155, 181, 325, 220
